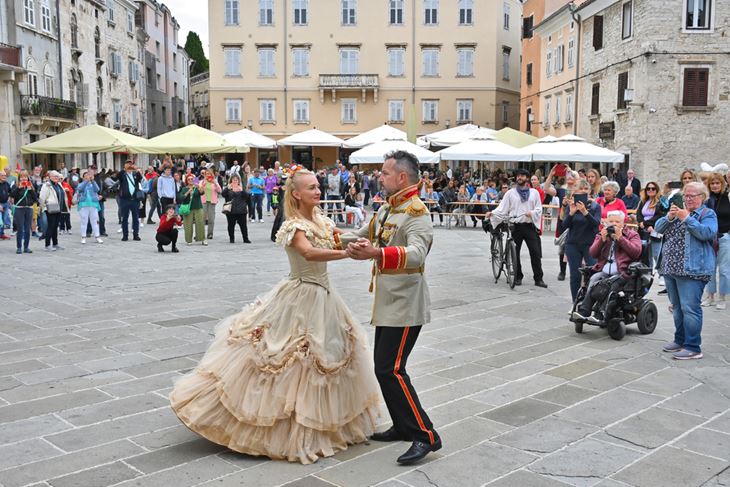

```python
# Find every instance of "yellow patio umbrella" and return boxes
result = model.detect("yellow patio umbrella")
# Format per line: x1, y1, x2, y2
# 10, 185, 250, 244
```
493, 127, 538, 149
20, 124, 147, 154
128, 124, 249, 154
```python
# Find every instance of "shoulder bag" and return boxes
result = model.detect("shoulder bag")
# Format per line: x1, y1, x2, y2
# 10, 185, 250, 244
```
179, 187, 195, 216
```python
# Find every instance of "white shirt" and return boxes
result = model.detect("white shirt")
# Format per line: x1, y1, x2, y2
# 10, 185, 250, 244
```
489, 187, 543, 228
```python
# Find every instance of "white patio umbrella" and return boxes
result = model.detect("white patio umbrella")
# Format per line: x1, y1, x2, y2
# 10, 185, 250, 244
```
342, 124, 407, 149
222, 128, 277, 149
348, 139, 438, 164
438, 134, 531, 162
521, 134, 624, 163
421, 124, 496, 147
277, 128, 344, 147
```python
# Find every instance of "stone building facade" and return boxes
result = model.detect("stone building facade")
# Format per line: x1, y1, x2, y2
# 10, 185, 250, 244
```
190, 71, 210, 129
575, 0, 730, 183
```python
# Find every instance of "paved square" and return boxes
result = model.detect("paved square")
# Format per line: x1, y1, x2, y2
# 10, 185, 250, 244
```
1, 207, 729, 487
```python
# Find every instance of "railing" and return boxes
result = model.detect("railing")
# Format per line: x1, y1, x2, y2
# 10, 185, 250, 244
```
190, 71, 209, 85
0, 42, 21, 67
319, 74, 379, 88
20, 95, 77, 120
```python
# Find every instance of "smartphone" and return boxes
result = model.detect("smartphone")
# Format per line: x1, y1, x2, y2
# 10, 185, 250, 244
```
574, 193, 588, 205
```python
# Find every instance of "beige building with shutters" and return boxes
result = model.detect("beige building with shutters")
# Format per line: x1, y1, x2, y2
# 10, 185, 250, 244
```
574, 0, 730, 183
208, 0, 522, 167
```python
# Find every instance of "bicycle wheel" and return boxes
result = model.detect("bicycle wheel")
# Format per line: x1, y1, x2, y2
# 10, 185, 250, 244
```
490, 232, 503, 282
505, 240, 518, 289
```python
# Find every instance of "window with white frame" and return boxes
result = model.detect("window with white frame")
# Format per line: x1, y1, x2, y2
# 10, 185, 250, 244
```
293, 99, 310, 122
258, 48, 275, 77
424, 0, 438, 25
457, 47, 474, 76
43, 63, 54, 97
543, 98, 550, 126
109, 52, 123, 76
224, 48, 241, 76
422, 48, 439, 77
422, 99, 438, 122
502, 47, 511, 80
340, 48, 359, 74
503, 2, 510, 30
292, 47, 310, 76
225, 0, 239, 25
685, 0, 713, 30
389, 99, 405, 122
546, 49, 553, 78
568, 38, 575, 68
128, 60, 140, 82
40, 0, 51, 32
390, 0, 404, 25
293, 0, 308, 25
457, 99, 472, 122
259, 0, 273, 25
565, 93, 573, 122
502, 102, 509, 123
127, 10, 134, 33
341, 99, 357, 123
26, 58, 38, 96
132, 105, 139, 128
24, 0, 35, 26
107, 0, 115, 22
555, 95, 561, 124
622, 1, 633, 38
388, 47, 405, 76
260, 99, 275, 122
226, 99, 242, 122
113, 100, 122, 125
173, 52, 177, 71
458, 0, 473, 24
342, 0, 356, 25
556, 44, 564, 73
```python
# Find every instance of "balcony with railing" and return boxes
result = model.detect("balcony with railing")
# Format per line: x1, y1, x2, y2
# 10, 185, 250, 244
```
0, 42, 22, 68
318, 74, 379, 103
21, 95, 77, 121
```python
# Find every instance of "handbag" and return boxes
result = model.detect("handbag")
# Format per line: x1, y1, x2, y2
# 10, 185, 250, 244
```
178, 187, 195, 216
222, 201, 232, 214
554, 228, 569, 247
46, 201, 61, 214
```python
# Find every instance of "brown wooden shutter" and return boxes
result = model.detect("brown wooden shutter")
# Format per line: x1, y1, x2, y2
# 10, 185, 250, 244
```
683, 68, 709, 107
593, 16, 604, 50
617, 72, 629, 109
591, 83, 600, 115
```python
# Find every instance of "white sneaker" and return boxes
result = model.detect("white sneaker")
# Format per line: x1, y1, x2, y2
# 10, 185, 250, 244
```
202, 240, 208, 246
259, 219, 264, 223
701, 297, 715, 307
117, 228, 123, 233
96, 237, 104, 244
139, 222, 144, 228
81, 237, 86, 245
717, 301, 727, 310
658, 276, 665, 287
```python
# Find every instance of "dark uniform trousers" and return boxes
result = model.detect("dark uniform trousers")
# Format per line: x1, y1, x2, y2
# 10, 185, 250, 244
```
374, 325, 438, 445
512, 222, 544, 282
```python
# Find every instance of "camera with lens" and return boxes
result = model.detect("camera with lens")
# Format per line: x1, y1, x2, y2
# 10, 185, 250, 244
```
606, 225, 616, 236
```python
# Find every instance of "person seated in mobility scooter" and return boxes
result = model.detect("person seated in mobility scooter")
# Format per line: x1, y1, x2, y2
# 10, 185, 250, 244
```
571, 211, 657, 339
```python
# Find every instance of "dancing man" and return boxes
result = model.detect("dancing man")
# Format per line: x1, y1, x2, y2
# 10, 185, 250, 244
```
340, 150, 441, 465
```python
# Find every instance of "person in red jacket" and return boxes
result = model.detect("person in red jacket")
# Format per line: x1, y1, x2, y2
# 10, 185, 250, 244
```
156, 204, 181, 252
573, 210, 643, 323
60, 177, 74, 234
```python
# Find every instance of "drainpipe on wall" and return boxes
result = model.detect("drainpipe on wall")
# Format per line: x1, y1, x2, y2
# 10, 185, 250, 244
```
55, 0, 63, 102
569, 3, 581, 136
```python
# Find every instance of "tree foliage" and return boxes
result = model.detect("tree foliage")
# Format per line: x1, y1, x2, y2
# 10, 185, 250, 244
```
184, 31, 209, 76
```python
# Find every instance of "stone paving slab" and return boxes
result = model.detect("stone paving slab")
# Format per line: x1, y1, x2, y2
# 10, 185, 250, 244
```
1, 205, 729, 486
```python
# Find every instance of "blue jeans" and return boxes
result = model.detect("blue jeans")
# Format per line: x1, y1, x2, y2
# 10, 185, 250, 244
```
266, 192, 275, 212
706, 233, 730, 296
565, 242, 596, 301
249, 193, 263, 220
2, 202, 10, 227
650, 239, 662, 273
119, 198, 140, 238
14, 207, 32, 249
664, 275, 707, 353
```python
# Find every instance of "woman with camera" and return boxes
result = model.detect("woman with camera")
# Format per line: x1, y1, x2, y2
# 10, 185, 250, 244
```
156, 205, 181, 252
703, 173, 730, 310
9, 170, 38, 254
636, 181, 666, 274
221, 174, 251, 244
179, 174, 206, 246
655, 182, 717, 360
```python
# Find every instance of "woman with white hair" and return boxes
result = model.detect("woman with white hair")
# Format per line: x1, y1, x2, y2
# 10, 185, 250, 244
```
38, 171, 67, 251
596, 181, 628, 219
655, 181, 718, 360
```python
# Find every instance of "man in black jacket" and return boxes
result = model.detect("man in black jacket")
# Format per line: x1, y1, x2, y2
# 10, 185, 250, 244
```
117, 161, 143, 241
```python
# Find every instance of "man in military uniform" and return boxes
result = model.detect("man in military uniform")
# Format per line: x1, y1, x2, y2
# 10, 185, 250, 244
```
337, 150, 441, 465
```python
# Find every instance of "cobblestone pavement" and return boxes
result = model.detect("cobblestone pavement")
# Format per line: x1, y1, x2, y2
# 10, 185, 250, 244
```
1, 207, 729, 487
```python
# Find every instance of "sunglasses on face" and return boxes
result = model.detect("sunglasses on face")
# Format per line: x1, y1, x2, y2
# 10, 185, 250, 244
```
646, 187, 657, 191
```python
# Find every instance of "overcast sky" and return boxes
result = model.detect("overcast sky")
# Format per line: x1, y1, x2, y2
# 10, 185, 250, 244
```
163, 0, 210, 56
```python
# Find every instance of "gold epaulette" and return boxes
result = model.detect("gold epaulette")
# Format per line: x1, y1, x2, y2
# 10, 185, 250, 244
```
404, 198, 428, 217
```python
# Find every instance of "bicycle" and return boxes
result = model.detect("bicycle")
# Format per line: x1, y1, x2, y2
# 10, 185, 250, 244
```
484, 216, 523, 289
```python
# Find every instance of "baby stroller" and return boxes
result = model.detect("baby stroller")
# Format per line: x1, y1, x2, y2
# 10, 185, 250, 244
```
570, 261, 658, 340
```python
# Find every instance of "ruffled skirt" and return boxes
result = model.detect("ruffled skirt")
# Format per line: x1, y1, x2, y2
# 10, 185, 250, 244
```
169, 277, 381, 464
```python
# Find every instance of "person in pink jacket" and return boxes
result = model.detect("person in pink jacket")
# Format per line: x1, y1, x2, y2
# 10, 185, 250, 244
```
198, 169, 222, 240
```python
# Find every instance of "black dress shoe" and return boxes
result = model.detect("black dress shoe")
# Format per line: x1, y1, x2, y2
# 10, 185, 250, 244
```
371, 426, 408, 442
133, 235, 141, 241
121, 236, 128, 241
658, 289, 668, 295
557, 272, 566, 281
535, 280, 548, 288
513, 278, 522, 286
396, 438, 442, 465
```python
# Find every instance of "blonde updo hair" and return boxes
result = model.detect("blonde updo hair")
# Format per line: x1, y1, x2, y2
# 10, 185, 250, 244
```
284, 168, 317, 220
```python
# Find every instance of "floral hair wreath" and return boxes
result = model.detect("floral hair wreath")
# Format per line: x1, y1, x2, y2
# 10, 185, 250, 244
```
289, 164, 305, 176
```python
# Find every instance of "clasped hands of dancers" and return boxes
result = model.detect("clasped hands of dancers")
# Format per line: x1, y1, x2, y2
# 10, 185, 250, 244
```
170, 150, 441, 466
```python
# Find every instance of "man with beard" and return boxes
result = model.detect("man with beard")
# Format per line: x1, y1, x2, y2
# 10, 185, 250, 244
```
487, 168, 548, 288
